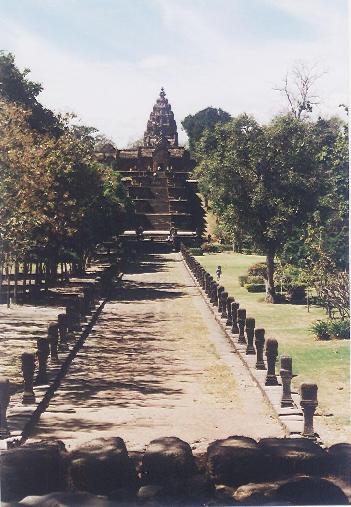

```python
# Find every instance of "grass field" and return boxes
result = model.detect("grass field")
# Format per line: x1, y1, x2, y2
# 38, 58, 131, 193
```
197, 251, 350, 443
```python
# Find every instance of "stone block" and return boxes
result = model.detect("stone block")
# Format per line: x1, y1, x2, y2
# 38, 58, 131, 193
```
184, 473, 215, 502
327, 443, 351, 483
0, 440, 68, 502
275, 476, 348, 505
258, 437, 328, 479
17, 491, 113, 506
141, 436, 196, 487
70, 437, 137, 497
206, 436, 265, 487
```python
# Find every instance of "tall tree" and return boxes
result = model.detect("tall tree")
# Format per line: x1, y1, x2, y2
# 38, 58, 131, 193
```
181, 107, 231, 152
0, 51, 60, 134
195, 113, 324, 302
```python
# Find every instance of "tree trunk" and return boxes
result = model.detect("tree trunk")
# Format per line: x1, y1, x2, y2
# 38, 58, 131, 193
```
265, 251, 277, 303
6, 264, 11, 308
0, 261, 3, 304
13, 260, 19, 304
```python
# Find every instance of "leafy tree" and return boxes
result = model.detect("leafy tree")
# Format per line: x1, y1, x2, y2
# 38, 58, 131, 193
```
181, 107, 231, 153
0, 98, 129, 285
0, 51, 60, 134
280, 117, 348, 272
195, 113, 324, 302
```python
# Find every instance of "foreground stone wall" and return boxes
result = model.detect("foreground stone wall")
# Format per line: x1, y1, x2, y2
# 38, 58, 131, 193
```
1, 436, 350, 505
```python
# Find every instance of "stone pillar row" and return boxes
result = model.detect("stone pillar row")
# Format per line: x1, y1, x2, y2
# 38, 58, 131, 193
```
181, 244, 318, 440
0, 273, 108, 440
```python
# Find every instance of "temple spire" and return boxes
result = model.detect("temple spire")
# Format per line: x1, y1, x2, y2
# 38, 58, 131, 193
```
144, 88, 178, 147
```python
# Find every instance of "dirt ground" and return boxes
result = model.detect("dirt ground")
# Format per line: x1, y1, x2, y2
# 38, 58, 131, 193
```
27, 253, 284, 452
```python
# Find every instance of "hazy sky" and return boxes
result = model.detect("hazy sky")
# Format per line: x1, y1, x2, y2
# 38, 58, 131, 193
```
0, 0, 348, 145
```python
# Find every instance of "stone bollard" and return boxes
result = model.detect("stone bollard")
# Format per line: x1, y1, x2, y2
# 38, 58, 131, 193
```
58, 313, 69, 351
221, 292, 228, 319
254, 328, 266, 370
0, 377, 10, 438
48, 323, 60, 363
21, 352, 36, 404
265, 338, 279, 386
78, 294, 87, 322
245, 317, 256, 355
231, 302, 240, 334
210, 282, 218, 304
237, 309, 247, 344
82, 287, 93, 315
205, 274, 212, 295
66, 300, 81, 332
217, 286, 224, 310
300, 383, 318, 438
36, 337, 50, 385
226, 297, 234, 326
280, 356, 294, 408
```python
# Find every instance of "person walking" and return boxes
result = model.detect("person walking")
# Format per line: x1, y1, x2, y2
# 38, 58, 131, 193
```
216, 265, 222, 281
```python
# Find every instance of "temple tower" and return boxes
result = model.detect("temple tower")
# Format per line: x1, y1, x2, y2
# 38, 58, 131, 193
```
95, 88, 203, 241
144, 88, 179, 147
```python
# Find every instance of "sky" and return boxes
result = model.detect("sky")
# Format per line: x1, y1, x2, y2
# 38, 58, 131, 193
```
0, 0, 348, 146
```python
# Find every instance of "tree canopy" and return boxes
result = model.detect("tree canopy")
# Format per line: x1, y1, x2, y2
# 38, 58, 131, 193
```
181, 107, 231, 152
0, 53, 130, 282
194, 112, 348, 302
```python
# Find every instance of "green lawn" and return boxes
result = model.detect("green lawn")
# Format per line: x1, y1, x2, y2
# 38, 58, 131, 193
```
197, 251, 350, 442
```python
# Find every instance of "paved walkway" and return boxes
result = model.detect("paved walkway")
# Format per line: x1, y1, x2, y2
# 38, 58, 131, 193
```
28, 253, 284, 452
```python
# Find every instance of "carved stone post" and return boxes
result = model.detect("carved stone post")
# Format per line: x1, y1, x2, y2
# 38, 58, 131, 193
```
66, 299, 81, 332
217, 286, 224, 311
21, 352, 36, 404
0, 377, 10, 438
36, 337, 50, 385
237, 309, 247, 344
83, 287, 93, 315
226, 297, 234, 326
300, 383, 318, 438
207, 274, 212, 295
231, 302, 240, 334
58, 313, 69, 351
211, 282, 218, 304
66, 304, 75, 333
254, 328, 266, 370
245, 317, 256, 355
265, 338, 279, 386
48, 322, 60, 363
78, 294, 87, 322
221, 292, 228, 319
203, 271, 207, 290
280, 356, 294, 408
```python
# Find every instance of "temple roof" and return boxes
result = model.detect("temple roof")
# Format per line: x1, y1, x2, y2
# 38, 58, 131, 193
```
144, 88, 179, 147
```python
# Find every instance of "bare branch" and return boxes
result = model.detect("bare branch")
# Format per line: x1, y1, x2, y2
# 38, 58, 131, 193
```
274, 62, 326, 118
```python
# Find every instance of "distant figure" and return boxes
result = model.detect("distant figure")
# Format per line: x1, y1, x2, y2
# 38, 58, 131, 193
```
207, 234, 212, 243
216, 265, 222, 281
136, 226, 144, 241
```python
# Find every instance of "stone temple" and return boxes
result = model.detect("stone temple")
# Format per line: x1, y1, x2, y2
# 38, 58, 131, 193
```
96, 88, 203, 242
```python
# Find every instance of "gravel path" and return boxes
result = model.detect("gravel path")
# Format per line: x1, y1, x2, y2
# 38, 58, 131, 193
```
28, 253, 284, 452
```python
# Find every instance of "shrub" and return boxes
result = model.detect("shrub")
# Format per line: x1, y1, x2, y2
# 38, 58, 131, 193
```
247, 262, 267, 279
285, 284, 306, 304
238, 275, 248, 287
188, 247, 203, 256
244, 283, 266, 293
310, 320, 330, 340
201, 243, 223, 253
328, 319, 350, 340
247, 275, 265, 284
221, 244, 233, 251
